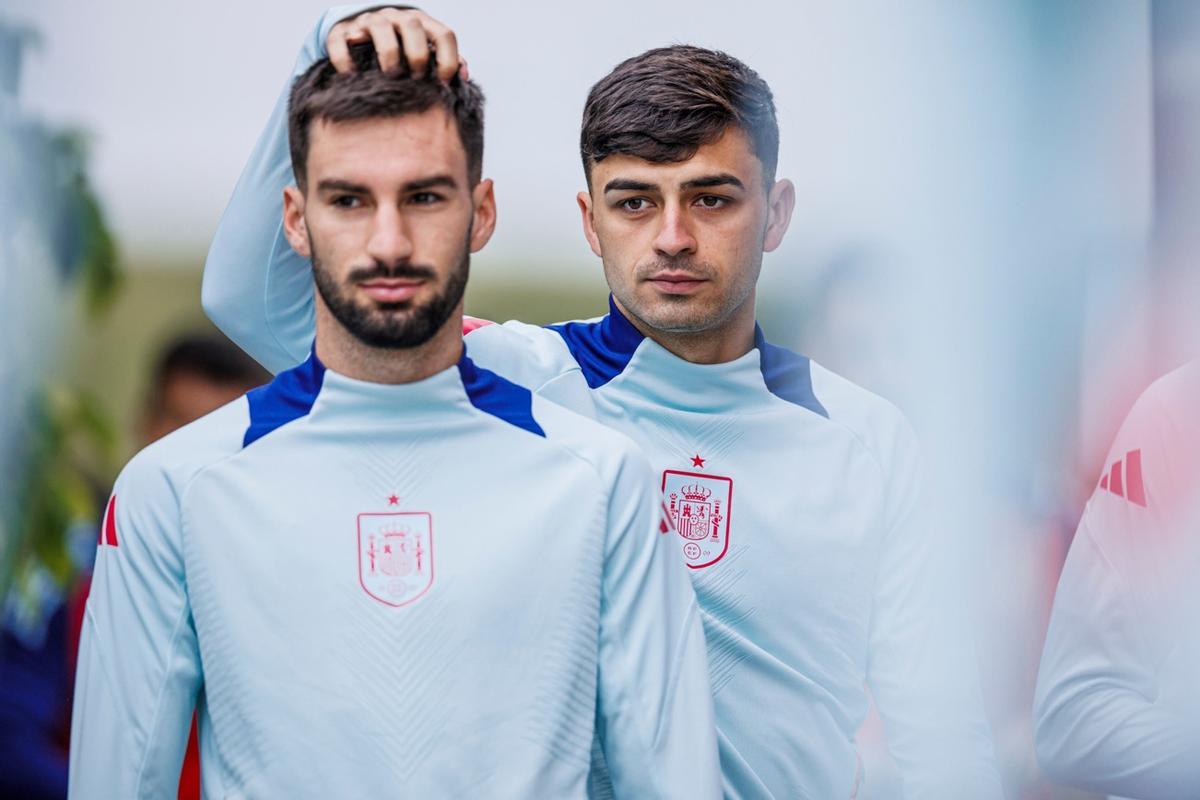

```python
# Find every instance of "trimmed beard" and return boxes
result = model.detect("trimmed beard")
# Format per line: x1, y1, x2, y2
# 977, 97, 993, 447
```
311, 231, 470, 350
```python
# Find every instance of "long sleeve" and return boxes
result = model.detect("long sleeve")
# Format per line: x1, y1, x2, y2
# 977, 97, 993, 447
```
68, 458, 201, 799
595, 450, 721, 799
865, 420, 1004, 799
1033, 363, 1200, 799
201, 5, 379, 374
1034, 514, 1200, 798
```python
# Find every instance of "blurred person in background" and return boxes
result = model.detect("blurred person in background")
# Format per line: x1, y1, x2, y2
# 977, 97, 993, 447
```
1034, 360, 1200, 799
139, 335, 272, 445
1, 333, 267, 800
201, 7, 1004, 797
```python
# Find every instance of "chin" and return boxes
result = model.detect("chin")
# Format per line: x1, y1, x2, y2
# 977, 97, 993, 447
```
641, 306, 719, 334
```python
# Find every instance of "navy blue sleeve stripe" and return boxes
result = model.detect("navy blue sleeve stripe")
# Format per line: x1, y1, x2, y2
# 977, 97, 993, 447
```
243, 350, 327, 448
457, 352, 546, 438
755, 327, 829, 419
547, 295, 644, 389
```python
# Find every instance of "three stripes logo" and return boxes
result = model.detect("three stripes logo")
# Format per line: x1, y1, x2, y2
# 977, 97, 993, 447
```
1098, 449, 1147, 507
98, 495, 120, 547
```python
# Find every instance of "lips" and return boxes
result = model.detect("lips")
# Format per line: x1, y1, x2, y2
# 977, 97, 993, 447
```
358, 279, 424, 304
646, 272, 708, 295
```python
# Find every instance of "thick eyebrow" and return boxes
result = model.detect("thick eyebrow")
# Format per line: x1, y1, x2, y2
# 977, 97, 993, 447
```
680, 173, 745, 191
315, 174, 459, 194
404, 174, 459, 192
316, 178, 369, 194
602, 174, 747, 194
604, 178, 657, 194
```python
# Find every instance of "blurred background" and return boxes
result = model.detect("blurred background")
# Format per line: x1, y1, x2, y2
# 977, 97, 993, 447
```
2, 0, 1197, 797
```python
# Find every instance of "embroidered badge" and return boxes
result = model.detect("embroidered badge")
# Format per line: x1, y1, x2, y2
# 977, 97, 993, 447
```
357, 512, 434, 607
662, 470, 733, 569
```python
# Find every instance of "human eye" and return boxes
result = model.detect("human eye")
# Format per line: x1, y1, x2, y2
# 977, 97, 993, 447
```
617, 197, 652, 213
330, 194, 362, 210
410, 191, 445, 206
695, 194, 730, 209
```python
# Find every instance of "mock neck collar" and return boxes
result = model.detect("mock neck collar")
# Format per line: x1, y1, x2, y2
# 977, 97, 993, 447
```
311, 348, 473, 418
595, 301, 779, 414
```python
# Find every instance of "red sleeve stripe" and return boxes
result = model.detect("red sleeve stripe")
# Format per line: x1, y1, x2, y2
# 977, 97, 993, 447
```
103, 496, 119, 547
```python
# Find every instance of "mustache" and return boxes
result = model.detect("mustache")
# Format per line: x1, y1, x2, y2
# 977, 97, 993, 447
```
347, 260, 439, 284
636, 257, 717, 280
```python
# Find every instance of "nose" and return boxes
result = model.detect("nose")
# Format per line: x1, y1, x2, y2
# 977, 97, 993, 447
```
652, 205, 698, 258
365, 205, 415, 266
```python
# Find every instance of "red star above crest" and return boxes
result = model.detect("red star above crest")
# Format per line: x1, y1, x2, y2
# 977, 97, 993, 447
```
691, 454, 706, 468
387, 494, 399, 506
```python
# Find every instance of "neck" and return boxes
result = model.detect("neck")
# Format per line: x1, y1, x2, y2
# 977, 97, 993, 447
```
615, 293, 758, 364
313, 296, 464, 384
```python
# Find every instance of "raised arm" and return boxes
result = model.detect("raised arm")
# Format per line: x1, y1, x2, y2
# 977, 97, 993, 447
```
201, 5, 461, 373
595, 449, 721, 799
68, 456, 200, 799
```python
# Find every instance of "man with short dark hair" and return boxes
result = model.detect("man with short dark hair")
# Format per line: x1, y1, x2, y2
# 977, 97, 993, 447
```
141, 333, 271, 444
204, 8, 1003, 797
70, 47, 718, 799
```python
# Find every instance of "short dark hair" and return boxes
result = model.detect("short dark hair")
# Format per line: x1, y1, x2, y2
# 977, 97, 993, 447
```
145, 333, 269, 411
580, 45, 779, 186
287, 43, 485, 190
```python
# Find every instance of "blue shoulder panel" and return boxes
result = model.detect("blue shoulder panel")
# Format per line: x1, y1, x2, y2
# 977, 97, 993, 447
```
547, 296, 644, 389
755, 327, 829, 418
457, 351, 546, 438
243, 350, 327, 448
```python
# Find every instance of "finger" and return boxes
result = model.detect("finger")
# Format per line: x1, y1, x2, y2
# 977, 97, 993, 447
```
327, 28, 355, 73
397, 16, 431, 76
422, 20, 460, 82
458, 56, 469, 82
342, 22, 372, 43
366, 17, 404, 73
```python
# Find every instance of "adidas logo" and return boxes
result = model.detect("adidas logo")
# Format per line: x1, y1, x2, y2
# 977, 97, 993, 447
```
1098, 448, 1146, 507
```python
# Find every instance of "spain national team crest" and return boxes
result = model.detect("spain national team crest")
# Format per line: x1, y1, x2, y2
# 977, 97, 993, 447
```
357, 512, 434, 607
662, 470, 733, 569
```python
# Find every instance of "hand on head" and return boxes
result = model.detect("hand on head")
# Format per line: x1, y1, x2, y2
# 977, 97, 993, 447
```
327, 7, 466, 82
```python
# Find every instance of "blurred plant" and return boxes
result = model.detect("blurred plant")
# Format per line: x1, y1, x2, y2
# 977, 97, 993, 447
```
2, 391, 120, 638
50, 130, 121, 314
0, 17, 122, 639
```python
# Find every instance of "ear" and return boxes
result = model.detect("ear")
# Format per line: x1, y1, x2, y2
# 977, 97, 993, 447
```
577, 190, 602, 258
763, 178, 796, 253
469, 178, 497, 253
282, 185, 311, 258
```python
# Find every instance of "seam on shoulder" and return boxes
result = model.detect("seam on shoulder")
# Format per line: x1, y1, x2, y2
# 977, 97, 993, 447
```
805, 364, 906, 481
178, 410, 309, 504
162, 420, 257, 505
783, 390, 891, 484
533, 365, 587, 396
497, 405, 617, 486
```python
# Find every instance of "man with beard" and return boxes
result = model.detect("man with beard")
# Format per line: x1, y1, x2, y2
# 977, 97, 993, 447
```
203, 8, 1003, 798
69, 48, 719, 799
